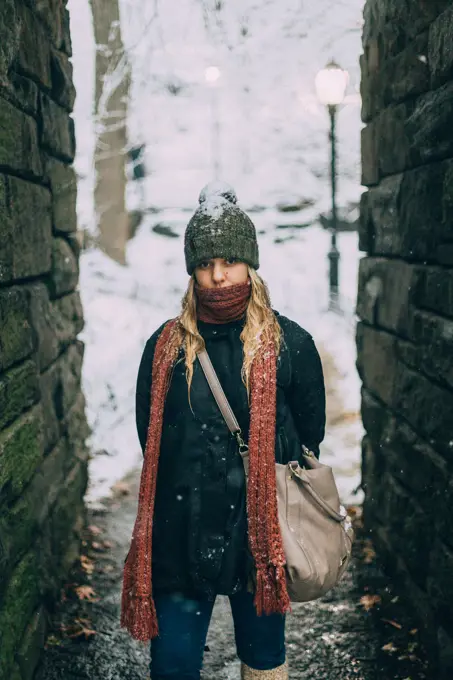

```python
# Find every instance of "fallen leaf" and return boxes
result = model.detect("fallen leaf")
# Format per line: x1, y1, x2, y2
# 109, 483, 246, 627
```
62, 617, 96, 640
360, 594, 381, 611
381, 618, 403, 630
91, 541, 103, 550
391, 595, 399, 604
80, 555, 95, 575
362, 539, 377, 564
103, 540, 113, 549
74, 585, 99, 602
410, 628, 418, 635
88, 525, 103, 536
382, 642, 398, 653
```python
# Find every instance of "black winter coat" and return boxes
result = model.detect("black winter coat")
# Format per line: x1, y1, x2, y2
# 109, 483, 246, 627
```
135, 312, 326, 600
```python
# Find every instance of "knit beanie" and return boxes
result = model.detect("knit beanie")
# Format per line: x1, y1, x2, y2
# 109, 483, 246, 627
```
184, 181, 260, 275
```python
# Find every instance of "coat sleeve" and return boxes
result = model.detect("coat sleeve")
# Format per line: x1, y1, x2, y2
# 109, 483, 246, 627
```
284, 323, 326, 459
135, 322, 169, 453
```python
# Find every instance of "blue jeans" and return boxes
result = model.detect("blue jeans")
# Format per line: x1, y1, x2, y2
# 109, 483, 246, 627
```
150, 590, 286, 679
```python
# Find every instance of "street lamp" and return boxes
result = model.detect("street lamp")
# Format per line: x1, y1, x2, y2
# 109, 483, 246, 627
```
315, 60, 349, 309
205, 66, 221, 180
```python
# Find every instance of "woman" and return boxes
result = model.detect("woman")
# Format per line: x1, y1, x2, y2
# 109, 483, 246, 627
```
121, 182, 326, 679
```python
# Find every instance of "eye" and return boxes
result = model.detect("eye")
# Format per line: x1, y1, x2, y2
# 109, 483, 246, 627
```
199, 261, 210, 269
226, 258, 238, 265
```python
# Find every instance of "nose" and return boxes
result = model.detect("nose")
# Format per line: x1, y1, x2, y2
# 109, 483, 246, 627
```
212, 261, 226, 285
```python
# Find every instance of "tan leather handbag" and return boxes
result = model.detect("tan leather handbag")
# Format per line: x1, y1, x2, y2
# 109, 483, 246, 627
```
197, 349, 354, 603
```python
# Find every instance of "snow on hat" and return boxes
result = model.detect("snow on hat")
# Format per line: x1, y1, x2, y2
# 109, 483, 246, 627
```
184, 181, 260, 275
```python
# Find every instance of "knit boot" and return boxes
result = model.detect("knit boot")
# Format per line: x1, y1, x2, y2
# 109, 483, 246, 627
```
241, 661, 288, 679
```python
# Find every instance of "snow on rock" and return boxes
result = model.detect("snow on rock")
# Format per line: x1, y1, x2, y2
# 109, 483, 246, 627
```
199, 181, 238, 205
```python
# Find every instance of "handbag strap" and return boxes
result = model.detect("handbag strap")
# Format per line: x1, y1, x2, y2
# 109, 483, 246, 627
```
197, 349, 249, 458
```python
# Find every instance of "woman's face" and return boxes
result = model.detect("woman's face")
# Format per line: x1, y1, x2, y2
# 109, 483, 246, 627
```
194, 258, 249, 288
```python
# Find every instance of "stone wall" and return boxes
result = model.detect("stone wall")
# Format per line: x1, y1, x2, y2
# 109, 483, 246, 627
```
0, 2, 89, 679
359, 1, 453, 676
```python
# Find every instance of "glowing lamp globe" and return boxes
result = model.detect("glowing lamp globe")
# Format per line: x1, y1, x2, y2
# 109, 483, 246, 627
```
315, 60, 349, 106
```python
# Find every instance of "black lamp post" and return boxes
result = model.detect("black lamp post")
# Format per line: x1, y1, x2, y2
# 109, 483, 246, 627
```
315, 60, 349, 309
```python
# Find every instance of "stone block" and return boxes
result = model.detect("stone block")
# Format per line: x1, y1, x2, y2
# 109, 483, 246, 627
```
39, 92, 75, 162
362, 161, 449, 261
392, 362, 453, 458
356, 323, 398, 405
17, 4, 51, 89
361, 387, 391, 444
382, 32, 430, 106
26, 284, 84, 371
28, 0, 67, 49
357, 257, 416, 336
378, 102, 411, 177
407, 82, 453, 167
429, 6, 453, 88
0, 552, 40, 680
414, 267, 453, 319
63, 390, 91, 463
381, 416, 448, 509
16, 606, 48, 680
45, 157, 78, 233
8, 72, 39, 117
0, 95, 42, 177
0, 0, 20, 87
48, 237, 79, 298
0, 359, 40, 431
47, 462, 87, 582
361, 121, 379, 186
361, 174, 403, 256
0, 405, 44, 503
39, 342, 84, 452
0, 175, 52, 284
360, 40, 382, 122
61, 7, 72, 56
384, 476, 432, 588
0, 437, 71, 586
50, 47, 76, 112
404, 308, 453, 390
0, 286, 33, 372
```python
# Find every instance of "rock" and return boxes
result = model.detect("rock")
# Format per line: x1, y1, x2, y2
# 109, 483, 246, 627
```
0, 176, 52, 284
429, 6, 453, 88
0, 359, 40, 431
413, 266, 453, 319
0, 552, 41, 680
357, 257, 416, 336
0, 406, 44, 504
39, 92, 76, 162
26, 284, 84, 372
275, 197, 315, 213
39, 342, 84, 453
46, 157, 78, 234
407, 81, 453, 167
50, 48, 76, 112
17, 4, 52, 90
382, 32, 430, 107
361, 120, 379, 186
0, 286, 33, 372
152, 222, 179, 238
16, 606, 48, 680
356, 322, 398, 406
0, 96, 42, 177
48, 237, 79, 298
378, 102, 411, 177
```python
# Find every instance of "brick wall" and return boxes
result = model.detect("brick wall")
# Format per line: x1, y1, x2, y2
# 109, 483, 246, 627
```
359, 1, 453, 676
0, 2, 89, 679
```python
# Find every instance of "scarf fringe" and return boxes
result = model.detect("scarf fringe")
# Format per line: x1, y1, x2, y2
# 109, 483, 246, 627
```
120, 591, 159, 642
253, 565, 291, 617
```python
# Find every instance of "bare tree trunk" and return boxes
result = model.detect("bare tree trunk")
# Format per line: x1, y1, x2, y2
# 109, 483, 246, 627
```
90, 0, 130, 265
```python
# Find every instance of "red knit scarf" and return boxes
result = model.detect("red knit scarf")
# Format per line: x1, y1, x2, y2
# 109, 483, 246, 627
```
196, 280, 251, 323
121, 286, 290, 642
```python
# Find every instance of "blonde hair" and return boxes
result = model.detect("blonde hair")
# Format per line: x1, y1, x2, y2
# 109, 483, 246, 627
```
176, 268, 282, 404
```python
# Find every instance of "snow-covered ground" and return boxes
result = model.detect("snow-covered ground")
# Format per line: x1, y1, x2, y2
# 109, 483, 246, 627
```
69, 0, 365, 505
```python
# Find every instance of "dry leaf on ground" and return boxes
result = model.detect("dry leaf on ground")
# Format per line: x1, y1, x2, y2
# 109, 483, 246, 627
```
88, 524, 103, 536
360, 594, 381, 611
382, 642, 398, 653
80, 555, 95, 575
111, 481, 131, 496
74, 585, 99, 602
